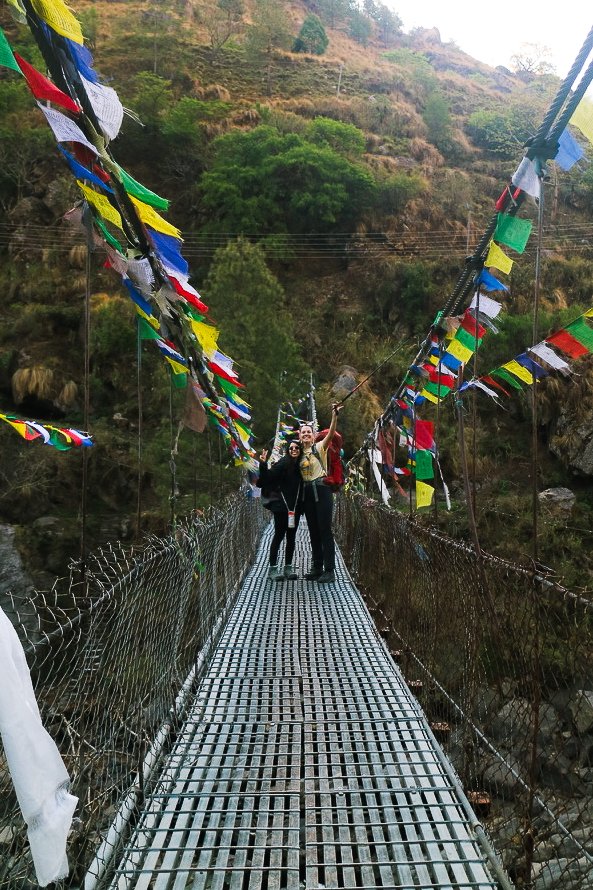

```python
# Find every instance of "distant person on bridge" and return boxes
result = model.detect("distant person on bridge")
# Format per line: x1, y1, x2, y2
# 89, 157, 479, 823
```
299, 404, 343, 584
258, 440, 304, 581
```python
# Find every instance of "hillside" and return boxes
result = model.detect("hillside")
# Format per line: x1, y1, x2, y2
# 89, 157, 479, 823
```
1, 0, 593, 593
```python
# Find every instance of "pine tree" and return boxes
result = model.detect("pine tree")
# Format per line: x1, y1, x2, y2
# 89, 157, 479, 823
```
293, 15, 329, 55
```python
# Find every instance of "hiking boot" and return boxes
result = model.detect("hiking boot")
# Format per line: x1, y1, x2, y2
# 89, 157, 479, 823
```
268, 565, 283, 581
284, 564, 298, 580
305, 567, 323, 581
318, 571, 335, 584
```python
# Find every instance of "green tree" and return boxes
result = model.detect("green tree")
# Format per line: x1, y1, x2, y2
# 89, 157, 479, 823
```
510, 42, 556, 76
200, 125, 376, 239
348, 8, 371, 45
207, 0, 244, 51
293, 14, 328, 55
423, 90, 452, 154
304, 117, 365, 157
375, 3, 401, 46
202, 238, 307, 439
247, 0, 292, 96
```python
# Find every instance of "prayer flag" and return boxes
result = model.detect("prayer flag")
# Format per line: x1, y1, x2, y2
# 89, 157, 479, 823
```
511, 156, 540, 198
554, 128, 585, 171
37, 103, 98, 155
491, 368, 524, 390
416, 480, 434, 509
470, 292, 502, 318
0, 26, 20, 70
494, 213, 532, 254
529, 342, 570, 373
139, 317, 160, 340
63, 36, 98, 82
570, 96, 593, 147
502, 360, 534, 385
191, 319, 219, 359
147, 230, 188, 277
414, 419, 434, 451
547, 329, 589, 359
477, 269, 508, 292
30, 0, 83, 43
130, 196, 181, 240
95, 219, 123, 253
485, 240, 513, 275
445, 337, 474, 363
415, 449, 434, 480
59, 148, 112, 191
566, 317, 593, 352
15, 53, 80, 113
514, 353, 548, 380
81, 75, 123, 142
77, 181, 123, 230
183, 381, 207, 432
118, 167, 168, 211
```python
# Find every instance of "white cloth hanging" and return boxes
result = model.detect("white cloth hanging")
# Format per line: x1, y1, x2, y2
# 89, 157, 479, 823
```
0, 607, 78, 886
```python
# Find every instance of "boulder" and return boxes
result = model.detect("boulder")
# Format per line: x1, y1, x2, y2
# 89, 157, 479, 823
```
538, 487, 575, 513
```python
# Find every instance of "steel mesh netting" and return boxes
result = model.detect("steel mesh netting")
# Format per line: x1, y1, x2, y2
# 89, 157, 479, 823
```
334, 493, 593, 890
0, 491, 268, 890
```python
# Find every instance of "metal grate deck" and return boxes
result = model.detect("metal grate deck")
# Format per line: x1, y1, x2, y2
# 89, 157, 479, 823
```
106, 524, 501, 890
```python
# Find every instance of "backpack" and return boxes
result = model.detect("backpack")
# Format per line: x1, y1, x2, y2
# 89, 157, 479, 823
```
314, 430, 344, 492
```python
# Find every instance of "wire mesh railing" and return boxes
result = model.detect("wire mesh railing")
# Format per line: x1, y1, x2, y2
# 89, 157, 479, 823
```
334, 493, 593, 890
0, 491, 267, 890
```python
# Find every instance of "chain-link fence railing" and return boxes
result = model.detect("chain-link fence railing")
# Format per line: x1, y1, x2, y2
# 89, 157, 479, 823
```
0, 491, 267, 890
335, 493, 593, 890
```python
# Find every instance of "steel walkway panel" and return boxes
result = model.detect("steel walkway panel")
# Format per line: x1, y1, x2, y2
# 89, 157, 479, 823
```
105, 524, 500, 890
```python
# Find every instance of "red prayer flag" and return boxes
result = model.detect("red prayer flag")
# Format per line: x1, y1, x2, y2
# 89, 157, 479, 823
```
547, 330, 589, 359
414, 419, 434, 451
460, 309, 486, 340
15, 53, 81, 114
483, 375, 511, 397
168, 276, 209, 313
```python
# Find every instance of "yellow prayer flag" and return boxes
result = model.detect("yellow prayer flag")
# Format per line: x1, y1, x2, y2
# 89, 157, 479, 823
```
134, 304, 159, 329
570, 96, 593, 147
30, 0, 83, 42
1, 415, 28, 438
584, 308, 593, 318
190, 319, 219, 359
446, 338, 473, 363
233, 422, 251, 448
77, 181, 123, 231
485, 240, 513, 275
403, 416, 411, 430
129, 195, 182, 241
503, 360, 533, 385
416, 480, 434, 509
419, 388, 439, 404
165, 358, 188, 376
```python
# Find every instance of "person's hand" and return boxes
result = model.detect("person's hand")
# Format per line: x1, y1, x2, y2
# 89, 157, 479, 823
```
331, 403, 343, 416
260, 448, 270, 462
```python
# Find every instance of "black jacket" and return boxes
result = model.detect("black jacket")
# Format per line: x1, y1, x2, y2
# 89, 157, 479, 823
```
258, 457, 302, 512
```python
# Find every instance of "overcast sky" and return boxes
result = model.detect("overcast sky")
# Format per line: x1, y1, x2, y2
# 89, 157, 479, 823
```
396, 3, 593, 81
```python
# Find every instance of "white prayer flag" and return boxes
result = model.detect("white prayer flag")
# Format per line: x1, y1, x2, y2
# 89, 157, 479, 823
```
470, 292, 502, 319
37, 102, 98, 154
511, 157, 540, 199
81, 75, 124, 142
0, 608, 78, 885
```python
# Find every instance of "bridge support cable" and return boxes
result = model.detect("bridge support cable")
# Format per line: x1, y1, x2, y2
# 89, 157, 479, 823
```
97, 526, 507, 890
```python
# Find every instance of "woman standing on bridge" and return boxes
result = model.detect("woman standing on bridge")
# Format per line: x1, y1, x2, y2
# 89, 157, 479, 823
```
298, 403, 342, 584
258, 440, 304, 581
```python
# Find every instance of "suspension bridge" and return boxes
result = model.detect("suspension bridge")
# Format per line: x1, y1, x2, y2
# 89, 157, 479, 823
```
84, 524, 504, 890
3, 491, 593, 890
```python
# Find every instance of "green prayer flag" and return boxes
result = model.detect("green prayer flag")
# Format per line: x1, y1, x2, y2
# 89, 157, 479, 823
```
494, 213, 533, 254
95, 218, 123, 253
139, 317, 160, 340
492, 368, 523, 389
414, 449, 434, 480
118, 167, 169, 211
171, 370, 187, 389
0, 27, 20, 71
566, 317, 593, 352
182, 305, 205, 323
217, 377, 240, 398
425, 381, 451, 399
49, 430, 71, 451
455, 326, 480, 351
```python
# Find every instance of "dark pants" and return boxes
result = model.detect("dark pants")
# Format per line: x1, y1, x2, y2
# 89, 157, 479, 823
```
302, 481, 335, 572
269, 510, 302, 565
